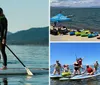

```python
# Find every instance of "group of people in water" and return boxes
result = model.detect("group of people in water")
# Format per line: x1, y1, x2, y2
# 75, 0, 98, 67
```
52, 58, 99, 76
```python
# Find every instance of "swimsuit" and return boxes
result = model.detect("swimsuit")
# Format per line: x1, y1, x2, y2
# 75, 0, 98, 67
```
74, 63, 79, 71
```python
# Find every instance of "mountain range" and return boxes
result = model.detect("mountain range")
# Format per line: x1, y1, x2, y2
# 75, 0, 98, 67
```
7, 27, 49, 45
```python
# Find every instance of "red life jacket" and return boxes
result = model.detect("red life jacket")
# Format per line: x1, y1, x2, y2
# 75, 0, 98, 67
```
87, 67, 93, 73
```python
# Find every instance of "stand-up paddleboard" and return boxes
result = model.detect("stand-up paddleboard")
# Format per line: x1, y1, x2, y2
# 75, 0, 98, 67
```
60, 73, 100, 81
0, 68, 48, 75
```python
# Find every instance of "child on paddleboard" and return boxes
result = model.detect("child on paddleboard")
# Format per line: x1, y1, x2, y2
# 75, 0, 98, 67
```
63, 64, 70, 72
62, 64, 71, 77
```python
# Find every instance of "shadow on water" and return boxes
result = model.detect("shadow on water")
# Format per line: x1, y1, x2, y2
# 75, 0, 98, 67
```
3, 78, 7, 85
51, 76, 100, 85
0, 74, 48, 85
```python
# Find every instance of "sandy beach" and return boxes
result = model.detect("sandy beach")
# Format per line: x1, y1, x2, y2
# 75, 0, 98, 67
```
50, 25, 100, 41
50, 34, 100, 41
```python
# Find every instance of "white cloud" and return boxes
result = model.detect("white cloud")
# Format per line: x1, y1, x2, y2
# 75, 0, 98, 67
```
51, 0, 100, 7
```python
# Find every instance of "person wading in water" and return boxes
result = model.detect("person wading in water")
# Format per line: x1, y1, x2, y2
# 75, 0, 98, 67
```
0, 8, 8, 70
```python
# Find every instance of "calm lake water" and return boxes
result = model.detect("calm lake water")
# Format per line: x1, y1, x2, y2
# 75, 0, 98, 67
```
51, 7, 100, 32
0, 45, 49, 85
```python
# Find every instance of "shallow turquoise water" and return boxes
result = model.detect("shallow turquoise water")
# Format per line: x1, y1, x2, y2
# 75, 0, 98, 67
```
50, 65, 100, 85
0, 45, 49, 85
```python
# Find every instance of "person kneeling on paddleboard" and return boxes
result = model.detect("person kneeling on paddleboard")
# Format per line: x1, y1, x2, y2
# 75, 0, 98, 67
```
62, 64, 71, 77
63, 64, 70, 72
0, 8, 8, 70
83, 65, 94, 75
73, 62, 81, 75
53, 60, 61, 75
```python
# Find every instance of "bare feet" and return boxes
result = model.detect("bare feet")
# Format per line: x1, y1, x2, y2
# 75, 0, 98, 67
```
0, 66, 7, 70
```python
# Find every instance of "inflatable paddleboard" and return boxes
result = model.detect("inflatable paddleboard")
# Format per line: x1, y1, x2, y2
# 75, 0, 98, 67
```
60, 73, 100, 81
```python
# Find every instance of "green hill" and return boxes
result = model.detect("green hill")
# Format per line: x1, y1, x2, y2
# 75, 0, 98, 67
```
7, 32, 13, 35
7, 27, 49, 45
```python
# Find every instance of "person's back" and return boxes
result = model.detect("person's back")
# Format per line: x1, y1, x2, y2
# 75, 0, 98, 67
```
86, 65, 94, 75
0, 14, 7, 40
55, 62, 61, 69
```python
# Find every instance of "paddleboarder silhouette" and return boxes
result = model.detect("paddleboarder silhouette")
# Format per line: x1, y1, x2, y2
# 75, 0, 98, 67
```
0, 8, 8, 70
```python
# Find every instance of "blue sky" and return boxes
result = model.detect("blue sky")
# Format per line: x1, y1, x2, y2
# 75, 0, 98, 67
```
50, 43, 100, 65
51, 0, 100, 7
0, 0, 48, 33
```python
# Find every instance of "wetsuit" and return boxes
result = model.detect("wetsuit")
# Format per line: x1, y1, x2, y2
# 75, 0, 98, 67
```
0, 15, 8, 67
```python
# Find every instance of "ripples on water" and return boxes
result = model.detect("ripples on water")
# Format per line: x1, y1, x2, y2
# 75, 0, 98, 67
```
0, 45, 49, 85
51, 8, 100, 32
0, 74, 48, 85
51, 77, 100, 85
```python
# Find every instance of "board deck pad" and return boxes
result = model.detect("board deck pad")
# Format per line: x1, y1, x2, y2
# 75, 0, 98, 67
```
0, 68, 48, 75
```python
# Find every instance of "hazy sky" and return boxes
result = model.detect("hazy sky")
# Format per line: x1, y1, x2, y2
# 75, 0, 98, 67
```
0, 0, 49, 33
50, 43, 100, 65
51, 0, 100, 7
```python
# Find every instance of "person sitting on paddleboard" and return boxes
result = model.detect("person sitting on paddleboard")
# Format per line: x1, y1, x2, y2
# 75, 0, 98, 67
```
83, 65, 94, 75
73, 62, 81, 75
94, 61, 99, 73
0, 8, 8, 70
63, 64, 70, 72
53, 60, 61, 75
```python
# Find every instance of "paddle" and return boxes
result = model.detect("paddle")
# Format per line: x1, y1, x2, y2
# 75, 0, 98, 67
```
5, 44, 33, 76
75, 54, 78, 61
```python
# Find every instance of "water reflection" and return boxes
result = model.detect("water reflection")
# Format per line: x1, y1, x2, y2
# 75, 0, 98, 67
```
3, 78, 8, 85
0, 74, 48, 85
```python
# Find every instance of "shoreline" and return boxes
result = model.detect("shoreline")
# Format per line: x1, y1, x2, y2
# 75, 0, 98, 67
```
66, 26, 100, 33
50, 34, 100, 41
50, 26, 100, 41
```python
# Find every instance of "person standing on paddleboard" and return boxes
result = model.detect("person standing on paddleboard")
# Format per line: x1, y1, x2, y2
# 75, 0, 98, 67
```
94, 61, 99, 73
53, 60, 61, 75
73, 61, 81, 75
77, 58, 84, 68
0, 8, 8, 70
